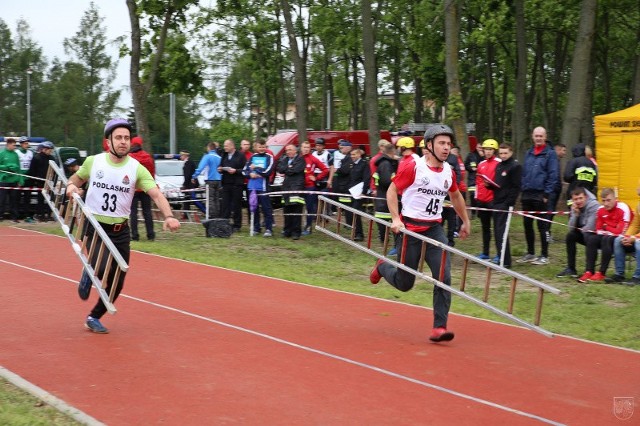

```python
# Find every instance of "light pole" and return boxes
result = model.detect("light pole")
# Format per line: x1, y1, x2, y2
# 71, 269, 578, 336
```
26, 67, 32, 137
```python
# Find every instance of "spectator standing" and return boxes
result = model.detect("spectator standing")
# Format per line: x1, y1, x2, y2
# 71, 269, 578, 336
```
0, 138, 21, 222
27, 141, 55, 222
192, 142, 222, 219
372, 142, 398, 244
179, 150, 197, 216
311, 138, 333, 190
128, 137, 156, 241
490, 143, 522, 267
607, 181, 640, 285
338, 148, 370, 241
243, 140, 275, 237
66, 118, 180, 333
564, 143, 598, 206
369, 139, 391, 196
277, 144, 306, 239
475, 139, 501, 259
16, 136, 35, 222
556, 187, 600, 279
518, 127, 559, 265
327, 140, 352, 191
219, 140, 247, 231
300, 141, 328, 234
581, 188, 631, 282
464, 143, 484, 219
548, 142, 567, 241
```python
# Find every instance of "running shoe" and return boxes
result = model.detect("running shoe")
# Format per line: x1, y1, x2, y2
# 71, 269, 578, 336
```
387, 247, 398, 256
531, 256, 549, 265
429, 327, 455, 342
369, 259, 385, 285
605, 274, 626, 284
556, 268, 578, 278
588, 272, 606, 282
476, 253, 490, 260
85, 317, 109, 334
516, 253, 538, 263
577, 271, 593, 283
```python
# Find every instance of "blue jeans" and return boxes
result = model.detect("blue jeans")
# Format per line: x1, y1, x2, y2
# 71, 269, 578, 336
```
613, 236, 640, 278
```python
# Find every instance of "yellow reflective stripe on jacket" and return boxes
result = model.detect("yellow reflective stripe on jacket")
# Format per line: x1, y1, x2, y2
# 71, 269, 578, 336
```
289, 195, 305, 204
374, 211, 392, 219
338, 196, 352, 203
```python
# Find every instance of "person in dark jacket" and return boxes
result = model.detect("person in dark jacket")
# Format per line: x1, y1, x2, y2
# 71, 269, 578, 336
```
180, 150, 198, 215
464, 143, 484, 219
517, 127, 559, 265
338, 148, 371, 241
564, 143, 597, 206
372, 143, 398, 244
218, 139, 247, 231
27, 141, 55, 221
490, 143, 522, 268
276, 144, 306, 239
129, 137, 156, 241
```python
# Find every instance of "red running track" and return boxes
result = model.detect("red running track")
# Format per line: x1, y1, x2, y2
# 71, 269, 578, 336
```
0, 225, 638, 425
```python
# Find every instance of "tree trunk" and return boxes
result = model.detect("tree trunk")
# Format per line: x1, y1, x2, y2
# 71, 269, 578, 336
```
361, 0, 379, 150
560, 0, 597, 150
280, 0, 308, 141
412, 52, 424, 123
443, 0, 468, 152
126, 0, 174, 152
633, 24, 640, 104
513, 0, 527, 155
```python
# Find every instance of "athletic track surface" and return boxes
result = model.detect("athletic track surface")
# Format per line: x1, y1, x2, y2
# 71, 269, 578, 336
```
0, 225, 638, 425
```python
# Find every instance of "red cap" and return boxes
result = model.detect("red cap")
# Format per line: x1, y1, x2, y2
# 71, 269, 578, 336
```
131, 136, 143, 146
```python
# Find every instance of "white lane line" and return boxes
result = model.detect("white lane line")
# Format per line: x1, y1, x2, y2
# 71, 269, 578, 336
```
0, 259, 564, 425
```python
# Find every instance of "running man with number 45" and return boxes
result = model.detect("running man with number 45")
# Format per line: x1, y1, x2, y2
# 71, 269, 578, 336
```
66, 118, 181, 334
369, 124, 471, 343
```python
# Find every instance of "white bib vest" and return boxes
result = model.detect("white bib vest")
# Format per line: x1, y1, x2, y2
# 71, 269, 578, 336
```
401, 159, 453, 221
16, 149, 33, 172
85, 153, 139, 218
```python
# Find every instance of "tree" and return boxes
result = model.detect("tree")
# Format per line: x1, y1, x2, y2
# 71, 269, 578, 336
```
560, 0, 597, 149
444, 0, 468, 153
361, 0, 379, 148
280, 0, 310, 142
126, 0, 199, 151
63, 2, 120, 152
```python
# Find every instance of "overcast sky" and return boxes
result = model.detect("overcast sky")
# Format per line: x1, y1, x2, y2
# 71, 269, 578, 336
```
3, 1, 133, 109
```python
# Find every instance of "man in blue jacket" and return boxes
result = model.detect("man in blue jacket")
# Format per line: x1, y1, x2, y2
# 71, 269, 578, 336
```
192, 142, 222, 218
517, 126, 559, 265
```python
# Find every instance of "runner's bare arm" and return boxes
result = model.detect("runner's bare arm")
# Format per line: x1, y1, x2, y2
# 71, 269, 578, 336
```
147, 187, 181, 231
386, 182, 404, 233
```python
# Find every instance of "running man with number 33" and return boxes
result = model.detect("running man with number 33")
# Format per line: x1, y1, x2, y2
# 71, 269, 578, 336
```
66, 118, 181, 334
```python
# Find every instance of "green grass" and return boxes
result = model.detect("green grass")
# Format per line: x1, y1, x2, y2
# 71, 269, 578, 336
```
0, 378, 81, 425
2, 213, 639, 422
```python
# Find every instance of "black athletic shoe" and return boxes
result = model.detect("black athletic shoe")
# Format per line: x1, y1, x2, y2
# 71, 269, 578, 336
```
556, 268, 578, 278
78, 272, 92, 300
605, 274, 626, 284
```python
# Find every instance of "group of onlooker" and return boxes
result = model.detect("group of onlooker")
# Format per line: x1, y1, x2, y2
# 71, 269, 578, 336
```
469, 125, 637, 286
0, 136, 56, 223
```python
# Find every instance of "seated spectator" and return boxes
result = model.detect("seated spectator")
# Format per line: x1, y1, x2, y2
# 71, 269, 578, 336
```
581, 188, 631, 282
607, 181, 640, 285
556, 187, 600, 279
